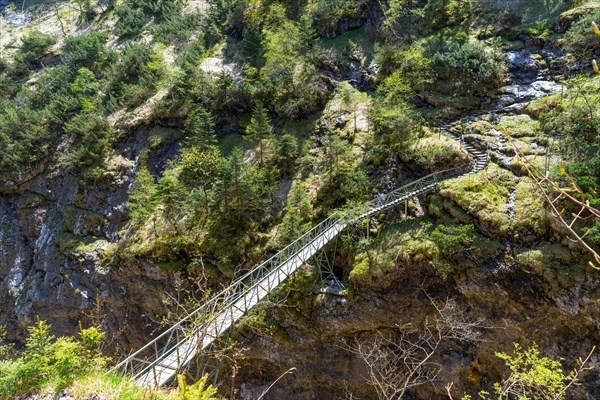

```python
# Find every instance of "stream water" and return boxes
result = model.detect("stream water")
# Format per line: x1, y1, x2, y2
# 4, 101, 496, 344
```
0, 1, 32, 26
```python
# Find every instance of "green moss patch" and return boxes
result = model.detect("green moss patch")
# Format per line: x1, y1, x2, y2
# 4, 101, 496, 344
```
439, 164, 517, 237
148, 125, 183, 149
515, 243, 587, 295
350, 220, 499, 289
64, 205, 108, 236
513, 178, 552, 244
497, 115, 541, 138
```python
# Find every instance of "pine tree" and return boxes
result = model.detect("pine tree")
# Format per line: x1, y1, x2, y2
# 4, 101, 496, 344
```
246, 101, 272, 166
339, 82, 360, 138
275, 133, 298, 175
184, 107, 216, 148
240, 24, 264, 67
179, 145, 222, 214
128, 150, 155, 220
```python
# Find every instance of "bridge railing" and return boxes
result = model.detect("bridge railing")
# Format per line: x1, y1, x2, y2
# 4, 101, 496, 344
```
113, 162, 469, 385
113, 212, 346, 381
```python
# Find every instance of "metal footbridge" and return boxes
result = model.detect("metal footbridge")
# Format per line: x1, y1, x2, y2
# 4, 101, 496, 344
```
114, 134, 488, 388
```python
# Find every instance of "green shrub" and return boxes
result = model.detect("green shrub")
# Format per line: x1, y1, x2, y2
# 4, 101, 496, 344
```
107, 43, 164, 109
422, 0, 473, 31
13, 30, 56, 74
60, 112, 112, 181
527, 78, 600, 202
0, 320, 107, 396
114, 0, 185, 39
562, 9, 600, 62
0, 106, 52, 175
428, 40, 505, 98
114, 4, 149, 38
62, 32, 111, 72
369, 72, 422, 148
479, 343, 586, 400
151, 11, 201, 44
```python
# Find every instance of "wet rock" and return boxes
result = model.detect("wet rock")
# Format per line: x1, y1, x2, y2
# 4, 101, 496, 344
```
496, 80, 562, 107
55, 388, 74, 400
506, 50, 538, 72
4, 12, 32, 25
530, 80, 562, 94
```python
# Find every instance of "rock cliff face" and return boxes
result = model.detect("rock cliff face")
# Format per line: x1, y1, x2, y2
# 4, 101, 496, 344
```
231, 260, 600, 399
0, 126, 188, 352
0, 2, 598, 398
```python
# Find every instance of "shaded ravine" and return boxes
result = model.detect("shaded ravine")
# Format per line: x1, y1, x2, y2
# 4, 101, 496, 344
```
115, 46, 568, 389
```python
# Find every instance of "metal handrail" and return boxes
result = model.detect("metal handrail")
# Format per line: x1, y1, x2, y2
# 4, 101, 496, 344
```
113, 162, 474, 384
114, 135, 489, 386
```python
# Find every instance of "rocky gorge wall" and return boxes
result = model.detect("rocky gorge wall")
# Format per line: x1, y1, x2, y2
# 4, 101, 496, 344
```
0, 2, 599, 399
0, 125, 191, 353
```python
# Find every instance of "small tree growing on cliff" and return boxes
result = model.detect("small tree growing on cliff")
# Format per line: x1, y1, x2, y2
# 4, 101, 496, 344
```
339, 82, 360, 138
446, 343, 595, 400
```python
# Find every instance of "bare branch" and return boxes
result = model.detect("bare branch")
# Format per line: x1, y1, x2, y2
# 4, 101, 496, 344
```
342, 296, 485, 399
504, 129, 600, 268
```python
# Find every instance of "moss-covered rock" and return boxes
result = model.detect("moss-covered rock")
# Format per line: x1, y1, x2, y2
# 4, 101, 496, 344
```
439, 164, 517, 238
512, 177, 552, 244
64, 205, 108, 237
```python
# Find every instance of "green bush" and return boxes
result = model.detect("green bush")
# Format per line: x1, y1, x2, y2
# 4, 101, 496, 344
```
11, 31, 56, 77
369, 72, 423, 148
18, 30, 56, 65
60, 112, 112, 179
528, 78, 600, 197
62, 32, 111, 72
0, 320, 107, 396
476, 343, 587, 400
562, 9, 600, 62
0, 106, 52, 174
107, 43, 164, 109
114, 4, 150, 38
422, 0, 473, 31
114, 0, 185, 39
151, 11, 201, 44
428, 40, 505, 98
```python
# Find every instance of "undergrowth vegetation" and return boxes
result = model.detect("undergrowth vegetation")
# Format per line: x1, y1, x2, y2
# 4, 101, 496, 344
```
0, 320, 107, 396
1, 0, 599, 398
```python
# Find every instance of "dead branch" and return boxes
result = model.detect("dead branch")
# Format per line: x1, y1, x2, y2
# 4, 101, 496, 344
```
342, 296, 484, 400
504, 128, 600, 269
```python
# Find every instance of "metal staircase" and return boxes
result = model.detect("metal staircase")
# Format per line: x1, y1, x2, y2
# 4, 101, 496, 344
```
113, 135, 488, 388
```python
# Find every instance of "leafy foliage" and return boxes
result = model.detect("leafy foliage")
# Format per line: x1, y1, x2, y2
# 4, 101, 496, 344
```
473, 343, 588, 400
528, 78, 600, 191
0, 320, 108, 396
562, 10, 600, 62
429, 40, 506, 98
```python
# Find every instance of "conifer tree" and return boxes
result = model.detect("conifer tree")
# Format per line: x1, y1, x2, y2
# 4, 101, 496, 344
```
246, 101, 272, 166
240, 24, 264, 67
184, 107, 216, 148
